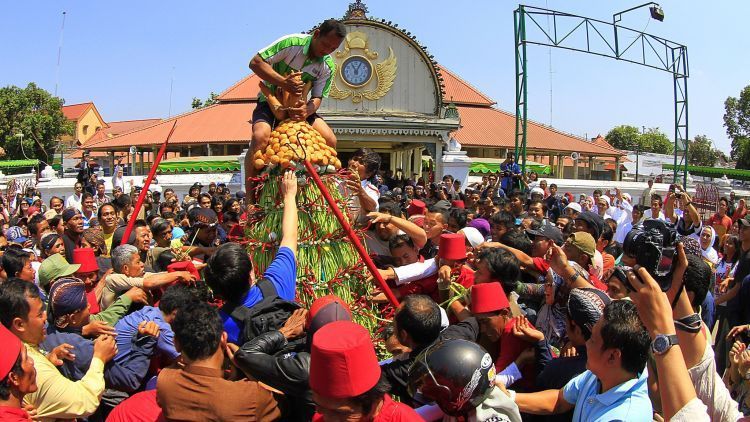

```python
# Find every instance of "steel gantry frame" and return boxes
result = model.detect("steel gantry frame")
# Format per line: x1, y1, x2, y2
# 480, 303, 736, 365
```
514, 4, 689, 186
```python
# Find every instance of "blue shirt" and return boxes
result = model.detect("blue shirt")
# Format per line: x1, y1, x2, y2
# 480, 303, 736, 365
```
115, 306, 179, 360
500, 162, 521, 192
221, 246, 297, 344
562, 368, 652, 422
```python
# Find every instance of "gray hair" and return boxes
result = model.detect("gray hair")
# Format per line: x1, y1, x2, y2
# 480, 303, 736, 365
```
111, 244, 139, 273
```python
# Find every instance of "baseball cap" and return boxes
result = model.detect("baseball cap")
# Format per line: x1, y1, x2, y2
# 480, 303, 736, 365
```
5, 226, 27, 244
526, 224, 564, 246
574, 211, 604, 240
566, 232, 596, 259
39, 254, 81, 288
739, 214, 750, 227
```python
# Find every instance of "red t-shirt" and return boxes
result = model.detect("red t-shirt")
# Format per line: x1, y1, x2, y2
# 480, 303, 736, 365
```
0, 406, 31, 422
709, 214, 732, 236
532, 257, 550, 274
86, 289, 100, 315
313, 394, 421, 421
107, 390, 165, 422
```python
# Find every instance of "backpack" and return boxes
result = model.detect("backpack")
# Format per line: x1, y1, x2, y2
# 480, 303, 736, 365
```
221, 278, 302, 349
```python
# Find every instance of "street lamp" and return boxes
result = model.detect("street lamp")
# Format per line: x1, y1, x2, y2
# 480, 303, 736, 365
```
613, 3, 665, 58
613, 2, 664, 24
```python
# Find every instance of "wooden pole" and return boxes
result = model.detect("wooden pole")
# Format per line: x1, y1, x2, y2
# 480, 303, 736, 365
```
120, 121, 176, 245
302, 160, 400, 307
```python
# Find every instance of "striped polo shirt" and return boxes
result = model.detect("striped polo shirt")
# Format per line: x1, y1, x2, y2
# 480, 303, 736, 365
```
255, 33, 336, 101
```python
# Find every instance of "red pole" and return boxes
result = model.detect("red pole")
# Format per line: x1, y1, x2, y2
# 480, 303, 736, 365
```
302, 160, 400, 307
120, 121, 176, 245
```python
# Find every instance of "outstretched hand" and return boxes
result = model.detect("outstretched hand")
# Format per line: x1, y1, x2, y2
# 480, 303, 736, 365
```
280, 170, 298, 198
511, 316, 544, 344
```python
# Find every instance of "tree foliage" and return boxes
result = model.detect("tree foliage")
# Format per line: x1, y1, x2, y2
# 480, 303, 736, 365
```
605, 125, 673, 154
724, 85, 750, 169
688, 135, 720, 167
191, 92, 219, 109
0, 83, 73, 163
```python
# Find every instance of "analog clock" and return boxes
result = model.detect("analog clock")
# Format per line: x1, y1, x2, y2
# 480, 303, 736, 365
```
341, 56, 373, 87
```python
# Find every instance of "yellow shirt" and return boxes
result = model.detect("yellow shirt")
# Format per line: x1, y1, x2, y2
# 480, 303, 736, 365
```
103, 231, 114, 257
23, 343, 105, 421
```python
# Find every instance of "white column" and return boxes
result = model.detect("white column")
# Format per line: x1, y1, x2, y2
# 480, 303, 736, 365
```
435, 141, 443, 179
413, 147, 423, 179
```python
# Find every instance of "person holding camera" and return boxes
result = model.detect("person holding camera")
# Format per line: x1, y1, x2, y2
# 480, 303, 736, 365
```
500, 152, 521, 194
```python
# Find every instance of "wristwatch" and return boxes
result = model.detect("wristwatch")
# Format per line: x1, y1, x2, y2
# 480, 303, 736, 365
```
651, 334, 679, 355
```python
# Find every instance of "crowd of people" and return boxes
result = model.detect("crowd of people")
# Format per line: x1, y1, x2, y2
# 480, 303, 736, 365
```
0, 147, 749, 421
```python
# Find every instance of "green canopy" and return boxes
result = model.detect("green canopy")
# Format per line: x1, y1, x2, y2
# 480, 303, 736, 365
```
0, 159, 39, 169
157, 156, 240, 173
469, 159, 550, 175
662, 164, 750, 181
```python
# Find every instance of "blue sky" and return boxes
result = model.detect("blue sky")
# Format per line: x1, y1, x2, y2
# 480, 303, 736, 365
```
2, 1, 747, 155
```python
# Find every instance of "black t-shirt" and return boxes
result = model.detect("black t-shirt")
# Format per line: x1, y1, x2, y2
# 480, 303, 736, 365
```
728, 245, 750, 320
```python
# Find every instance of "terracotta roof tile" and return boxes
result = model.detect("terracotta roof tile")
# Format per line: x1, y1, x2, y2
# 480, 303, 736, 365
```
86, 103, 254, 150
68, 119, 162, 157
436, 66, 495, 106
217, 74, 261, 102
454, 106, 623, 156
62, 102, 94, 120
217, 65, 495, 106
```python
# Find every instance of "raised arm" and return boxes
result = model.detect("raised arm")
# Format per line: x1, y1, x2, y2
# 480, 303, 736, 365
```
142, 271, 195, 290
279, 170, 298, 256
627, 263, 705, 421
479, 242, 534, 268
367, 212, 427, 248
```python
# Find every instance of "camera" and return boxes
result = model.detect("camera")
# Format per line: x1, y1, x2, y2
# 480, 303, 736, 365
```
622, 219, 677, 291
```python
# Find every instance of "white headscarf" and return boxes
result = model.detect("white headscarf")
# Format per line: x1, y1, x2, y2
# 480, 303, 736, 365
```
700, 226, 719, 265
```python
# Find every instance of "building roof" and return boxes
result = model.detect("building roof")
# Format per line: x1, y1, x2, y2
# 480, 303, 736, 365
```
86, 103, 254, 150
591, 134, 622, 154
453, 106, 623, 157
216, 64, 496, 106
62, 102, 94, 120
436, 66, 495, 106
67, 118, 162, 158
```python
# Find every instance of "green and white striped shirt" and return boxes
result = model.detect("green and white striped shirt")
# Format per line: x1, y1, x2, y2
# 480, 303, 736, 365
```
255, 33, 336, 101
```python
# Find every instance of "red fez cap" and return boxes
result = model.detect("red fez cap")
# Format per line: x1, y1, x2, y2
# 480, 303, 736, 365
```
451, 200, 465, 209
167, 260, 201, 281
407, 200, 427, 216
72, 248, 99, 274
0, 324, 22, 380
439, 233, 467, 261
470, 282, 509, 314
310, 321, 381, 398
307, 295, 352, 329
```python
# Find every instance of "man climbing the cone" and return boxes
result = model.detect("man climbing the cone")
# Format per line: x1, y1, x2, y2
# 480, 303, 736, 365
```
244, 19, 347, 193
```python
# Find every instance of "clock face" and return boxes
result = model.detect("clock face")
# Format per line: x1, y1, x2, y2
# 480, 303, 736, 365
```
341, 56, 373, 87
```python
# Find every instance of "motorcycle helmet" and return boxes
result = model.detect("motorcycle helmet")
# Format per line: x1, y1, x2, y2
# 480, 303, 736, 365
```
408, 339, 496, 416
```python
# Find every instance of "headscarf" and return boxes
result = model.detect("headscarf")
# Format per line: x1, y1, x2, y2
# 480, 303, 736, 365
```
82, 227, 107, 257
700, 226, 719, 265
48, 277, 87, 329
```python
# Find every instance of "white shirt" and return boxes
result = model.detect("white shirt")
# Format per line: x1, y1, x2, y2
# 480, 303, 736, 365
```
112, 165, 125, 191
642, 209, 666, 221
65, 194, 83, 212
